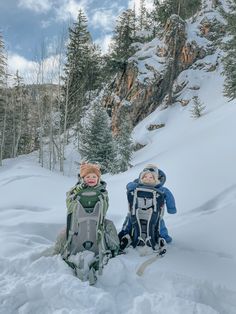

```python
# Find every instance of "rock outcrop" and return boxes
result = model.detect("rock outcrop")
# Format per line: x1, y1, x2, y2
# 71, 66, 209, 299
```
102, 2, 226, 133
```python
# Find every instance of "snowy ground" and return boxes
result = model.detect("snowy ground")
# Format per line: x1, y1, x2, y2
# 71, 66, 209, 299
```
1, 158, 236, 314
1, 30, 236, 313
1, 77, 236, 313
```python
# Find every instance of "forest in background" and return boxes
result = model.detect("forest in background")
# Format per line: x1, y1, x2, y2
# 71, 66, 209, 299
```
0, 0, 236, 174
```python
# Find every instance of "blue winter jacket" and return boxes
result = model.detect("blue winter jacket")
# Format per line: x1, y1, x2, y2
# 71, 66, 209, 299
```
119, 169, 177, 240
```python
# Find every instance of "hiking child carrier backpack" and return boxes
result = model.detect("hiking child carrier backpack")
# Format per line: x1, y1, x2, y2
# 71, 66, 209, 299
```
62, 184, 119, 283
130, 186, 165, 251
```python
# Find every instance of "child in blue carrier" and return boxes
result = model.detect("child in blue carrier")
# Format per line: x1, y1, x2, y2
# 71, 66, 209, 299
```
118, 164, 177, 251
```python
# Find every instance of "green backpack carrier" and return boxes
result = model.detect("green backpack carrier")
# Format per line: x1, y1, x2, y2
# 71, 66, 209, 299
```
61, 182, 120, 283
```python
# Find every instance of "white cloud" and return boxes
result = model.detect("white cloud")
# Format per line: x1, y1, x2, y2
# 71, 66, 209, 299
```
18, 0, 52, 13
128, 0, 154, 12
41, 20, 52, 28
8, 53, 61, 84
95, 34, 113, 54
91, 10, 116, 32
55, 0, 90, 21
8, 53, 37, 77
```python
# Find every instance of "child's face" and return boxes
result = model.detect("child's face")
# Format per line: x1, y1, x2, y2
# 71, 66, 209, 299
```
83, 173, 99, 186
141, 172, 156, 184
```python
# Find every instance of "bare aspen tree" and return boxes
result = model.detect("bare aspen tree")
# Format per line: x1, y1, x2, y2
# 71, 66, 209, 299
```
167, 1, 181, 106
62, 70, 70, 175
51, 29, 67, 173
55, 30, 67, 172
47, 57, 57, 171
12, 71, 24, 158
0, 103, 7, 166
34, 40, 47, 167
0, 32, 7, 166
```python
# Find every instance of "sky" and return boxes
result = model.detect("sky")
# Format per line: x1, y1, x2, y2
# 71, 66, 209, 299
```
0, 0, 154, 81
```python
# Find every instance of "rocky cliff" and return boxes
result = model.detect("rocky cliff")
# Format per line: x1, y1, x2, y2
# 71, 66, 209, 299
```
102, 0, 227, 134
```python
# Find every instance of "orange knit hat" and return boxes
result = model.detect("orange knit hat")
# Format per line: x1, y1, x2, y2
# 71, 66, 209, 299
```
80, 162, 101, 178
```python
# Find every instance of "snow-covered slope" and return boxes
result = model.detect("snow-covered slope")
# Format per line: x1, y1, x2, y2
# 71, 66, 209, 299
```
1, 70, 236, 313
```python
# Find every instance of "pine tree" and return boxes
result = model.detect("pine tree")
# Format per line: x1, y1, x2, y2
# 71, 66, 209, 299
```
136, 0, 154, 40
78, 102, 116, 174
149, 0, 162, 37
84, 44, 103, 93
222, 1, 236, 100
114, 114, 133, 172
190, 96, 206, 118
139, 0, 148, 30
157, 0, 201, 26
109, 9, 136, 72
62, 10, 101, 131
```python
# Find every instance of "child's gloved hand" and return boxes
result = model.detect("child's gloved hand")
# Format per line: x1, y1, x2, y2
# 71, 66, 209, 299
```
120, 234, 131, 250
67, 183, 86, 202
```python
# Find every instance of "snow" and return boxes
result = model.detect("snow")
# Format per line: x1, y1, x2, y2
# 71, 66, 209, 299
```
1, 2, 236, 313
1, 72, 236, 313
127, 0, 228, 87
129, 37, 167, 84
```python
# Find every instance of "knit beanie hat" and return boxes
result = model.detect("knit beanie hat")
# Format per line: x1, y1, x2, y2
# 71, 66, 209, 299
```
80, 162, 101, 178
139, 164, 160, 185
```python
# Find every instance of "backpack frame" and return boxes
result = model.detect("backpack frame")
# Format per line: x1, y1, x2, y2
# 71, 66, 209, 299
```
63, 189, 110, 275
130, 186, 165, 250
62, 186, 120, 277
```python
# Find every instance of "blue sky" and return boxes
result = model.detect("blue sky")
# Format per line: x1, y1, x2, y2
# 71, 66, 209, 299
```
0, 0, 154, 81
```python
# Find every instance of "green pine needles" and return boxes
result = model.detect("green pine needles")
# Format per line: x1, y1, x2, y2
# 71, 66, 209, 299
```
78, 102, 116, 174
78, 102, 133, 174
190, 96, 206, 118
222, 1, 236, 100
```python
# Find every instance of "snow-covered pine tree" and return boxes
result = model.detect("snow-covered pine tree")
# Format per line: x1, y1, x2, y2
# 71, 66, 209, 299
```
222, 0, 236, 100
190, 96, 206, 118
114, 114, 133, 172
78, 102, 116, 174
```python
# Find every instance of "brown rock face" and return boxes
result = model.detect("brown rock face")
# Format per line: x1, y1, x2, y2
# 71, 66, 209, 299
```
103, 63, 164, 134
102, 14, 210, 133
200, 22, 211, 36
180, 41, 206, 70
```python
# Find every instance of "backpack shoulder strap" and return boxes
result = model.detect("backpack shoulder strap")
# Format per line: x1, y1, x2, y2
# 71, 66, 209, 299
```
131, 186, 164, 215
130, 186, 165, 250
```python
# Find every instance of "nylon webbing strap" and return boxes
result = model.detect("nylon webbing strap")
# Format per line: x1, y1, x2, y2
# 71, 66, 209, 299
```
132, 187, 160, 215
131, 186, 164, 249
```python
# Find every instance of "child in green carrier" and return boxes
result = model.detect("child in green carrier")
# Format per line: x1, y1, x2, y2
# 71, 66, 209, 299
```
54, 162, 119, 284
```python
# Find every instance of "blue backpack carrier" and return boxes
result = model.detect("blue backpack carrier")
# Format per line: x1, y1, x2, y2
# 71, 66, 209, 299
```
130, 186, 165, 250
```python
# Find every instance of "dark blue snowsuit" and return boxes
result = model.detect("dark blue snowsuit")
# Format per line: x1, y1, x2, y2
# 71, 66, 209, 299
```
119, 169, 177, 244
